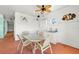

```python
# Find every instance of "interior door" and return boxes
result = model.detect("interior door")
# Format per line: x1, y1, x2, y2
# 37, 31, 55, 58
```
0, 15, 4, 38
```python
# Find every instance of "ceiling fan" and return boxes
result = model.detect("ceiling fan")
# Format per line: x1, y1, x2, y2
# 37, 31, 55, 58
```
35, 5, 52, 13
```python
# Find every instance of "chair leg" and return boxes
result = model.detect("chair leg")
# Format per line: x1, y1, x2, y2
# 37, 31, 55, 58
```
40, 46, 43, 54
33, 43, 37, 54
37, 42, 44, 54
17, 41, 21, 51
21, 45, 24, 54
33, 48, 35, 54
41, 50, 44, 54
49, 44, 53, 54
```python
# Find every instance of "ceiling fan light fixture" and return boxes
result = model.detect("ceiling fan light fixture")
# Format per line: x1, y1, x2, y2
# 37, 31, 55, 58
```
35, 5, 52, 13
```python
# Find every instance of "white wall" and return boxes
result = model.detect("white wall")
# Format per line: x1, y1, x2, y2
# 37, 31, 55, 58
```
0, 5, 65, 32
14, 12, 39, 40
45, 6, 79, 48
14, 6, 79, 48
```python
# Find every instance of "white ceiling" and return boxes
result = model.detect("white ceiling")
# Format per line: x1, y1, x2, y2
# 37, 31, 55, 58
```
0, 5, 79, 21
0, 5, 65, 18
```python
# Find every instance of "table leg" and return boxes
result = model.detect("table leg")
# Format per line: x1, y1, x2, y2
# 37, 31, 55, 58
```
49, 43, 53, 54
33, 43, 37, 54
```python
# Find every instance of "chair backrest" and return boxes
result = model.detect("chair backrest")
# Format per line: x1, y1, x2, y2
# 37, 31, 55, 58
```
43, 38, 50, 49
17, 34, 24, 43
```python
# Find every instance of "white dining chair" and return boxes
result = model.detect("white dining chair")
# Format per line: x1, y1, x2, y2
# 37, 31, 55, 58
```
36, 32, 53, 54
17, 34, 32, 54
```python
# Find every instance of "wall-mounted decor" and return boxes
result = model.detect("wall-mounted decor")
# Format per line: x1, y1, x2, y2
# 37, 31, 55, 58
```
47, 18, 58, 33
62, 13, 76, 21
51, 18, 58, 24
20, 16, 27, 21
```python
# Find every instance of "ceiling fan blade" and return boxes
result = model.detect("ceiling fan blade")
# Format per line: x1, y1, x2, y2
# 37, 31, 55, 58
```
46, 9, 51, 12
45, 5, 52, 8
36, 5, 42, 8
35, 10, 41, 12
